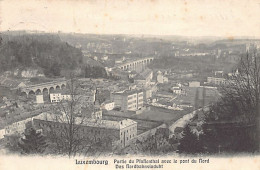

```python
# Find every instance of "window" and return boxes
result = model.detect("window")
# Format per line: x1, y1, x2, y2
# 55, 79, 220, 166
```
127, 137, 128, 140
127, 130, 128, 133
130, 135, 131, 138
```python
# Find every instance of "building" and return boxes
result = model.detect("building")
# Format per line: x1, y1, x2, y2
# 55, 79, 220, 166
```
36, 95, 44, 104
119, 119, 137, 148
111, 89, 144, 112
0, 77, 26, 89
206, 71, 226, 85
172, 86, 185, 95
134, 69, 153, 87
91, 108, 103, 119
207, 77, 226, 85
4, 117, 32, 136
157, 71, 168, 84
0, 128, 5, 139
101, 101, 115, 111
102, 55, 108, 61
189, 81, 200, 87
32, 112, 137, 149
49, 91, 71, 103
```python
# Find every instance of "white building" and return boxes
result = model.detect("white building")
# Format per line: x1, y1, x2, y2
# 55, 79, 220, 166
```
0, 128, 5, 139
36, 95, 44, 104
189, 81, 200, 87
102, 55, 108, 61
102, 101, 115, 111
119, 119, 137, 148
172, 86, 185, 95
207, 77, 226, 85
157, 71, 168, 84
50, 91, 71, 103
111, 89, 144, 112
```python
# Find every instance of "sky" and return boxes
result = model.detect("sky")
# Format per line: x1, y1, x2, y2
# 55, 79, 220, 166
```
1, 0, 260, 37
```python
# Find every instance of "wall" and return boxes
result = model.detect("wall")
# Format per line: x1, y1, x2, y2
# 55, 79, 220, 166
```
136, 123, 167, 142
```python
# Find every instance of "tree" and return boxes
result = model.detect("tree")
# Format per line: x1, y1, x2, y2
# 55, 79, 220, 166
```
47, 76, 105, 157
47, 76, 87, 156
200, 117, 256, 153
178, 125, 203, 154
200, 50, 260, 153
18, 128, 48, 154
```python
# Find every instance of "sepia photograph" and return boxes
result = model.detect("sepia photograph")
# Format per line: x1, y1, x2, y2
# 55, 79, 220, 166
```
0, 0, 260, 169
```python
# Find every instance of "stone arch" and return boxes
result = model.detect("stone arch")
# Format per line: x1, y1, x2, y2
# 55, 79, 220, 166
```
43, 88, 48, 94
56, 85, 60, 90
29, 90, 35, 95
61, 84, 66, 89
20, 92, 27, 97
49, 87, 55, 93
28, 90, 35, 98
35, 89, 41, 95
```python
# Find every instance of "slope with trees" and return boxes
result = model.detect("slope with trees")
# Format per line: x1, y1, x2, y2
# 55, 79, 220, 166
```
198, 51, 260, 153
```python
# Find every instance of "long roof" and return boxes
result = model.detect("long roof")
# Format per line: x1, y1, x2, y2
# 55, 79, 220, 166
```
33, 112, 137, 130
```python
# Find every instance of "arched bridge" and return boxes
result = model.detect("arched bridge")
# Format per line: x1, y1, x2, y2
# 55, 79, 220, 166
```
116, 57, 154, 72
20, 79, 67, 96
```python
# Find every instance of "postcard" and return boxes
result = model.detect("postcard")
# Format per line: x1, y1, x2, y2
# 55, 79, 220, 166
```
0, 0, 260, 170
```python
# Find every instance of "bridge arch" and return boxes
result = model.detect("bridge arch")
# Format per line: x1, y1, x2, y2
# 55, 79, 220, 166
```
43, 88, 48, 94
35, 89, 41, 95
61, 84, 66, 89
56, 85, 60, 90
49, 87, 55, 93
28, 90, 35, 98
20, 92, 27, 97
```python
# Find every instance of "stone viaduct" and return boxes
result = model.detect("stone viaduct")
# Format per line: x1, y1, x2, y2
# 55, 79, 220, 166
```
116, 57, 154, 72
19, 79, 67, 96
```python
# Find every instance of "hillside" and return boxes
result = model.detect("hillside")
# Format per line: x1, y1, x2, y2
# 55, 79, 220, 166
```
0, 33, 83, 77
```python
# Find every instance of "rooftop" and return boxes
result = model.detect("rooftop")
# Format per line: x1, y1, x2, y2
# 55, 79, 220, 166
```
113, 89, 143, 96
0, 77, 26, 88
135, 69, 153, 80
33, 112, 137, 130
